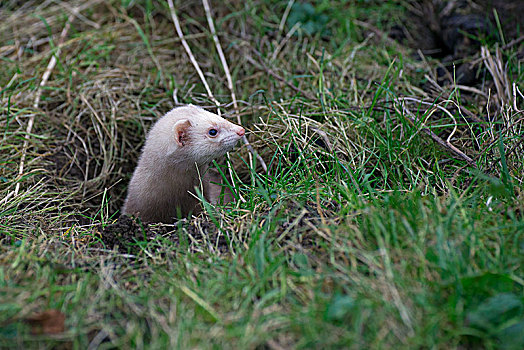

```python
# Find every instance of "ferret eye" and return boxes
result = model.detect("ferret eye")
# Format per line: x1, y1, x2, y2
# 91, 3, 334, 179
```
208, 128, 218, 137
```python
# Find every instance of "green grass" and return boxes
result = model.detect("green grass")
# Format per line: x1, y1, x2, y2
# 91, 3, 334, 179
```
1, 0, 523, 348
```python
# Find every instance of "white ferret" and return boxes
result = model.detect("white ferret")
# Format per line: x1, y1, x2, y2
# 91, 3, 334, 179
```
122, 105, 245, 223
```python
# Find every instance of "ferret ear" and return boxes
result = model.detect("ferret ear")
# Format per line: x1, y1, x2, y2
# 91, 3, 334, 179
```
173, 119, 192, 146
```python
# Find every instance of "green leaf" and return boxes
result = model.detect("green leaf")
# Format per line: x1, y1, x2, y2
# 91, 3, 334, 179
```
467, 293, 523, 333
325, 294, 355, 321
287, 2, 331, 36
497, 320, 524, 350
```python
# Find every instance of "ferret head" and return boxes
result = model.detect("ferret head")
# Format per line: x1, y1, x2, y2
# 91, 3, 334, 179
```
169, 105, 245, 165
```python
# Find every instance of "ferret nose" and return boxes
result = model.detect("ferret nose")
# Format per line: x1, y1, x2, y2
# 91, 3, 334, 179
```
236, 127, 245, 137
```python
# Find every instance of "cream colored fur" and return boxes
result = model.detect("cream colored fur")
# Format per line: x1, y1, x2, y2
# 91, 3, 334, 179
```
122, 105, 244, 223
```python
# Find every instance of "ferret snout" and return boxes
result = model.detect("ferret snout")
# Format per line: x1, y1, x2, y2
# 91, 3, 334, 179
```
236, 127, 245, 137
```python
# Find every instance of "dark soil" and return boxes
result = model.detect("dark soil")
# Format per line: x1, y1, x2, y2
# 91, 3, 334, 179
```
100, 215, 177, 253
398, 0, 523, 53
394, 0, 524, 86
100, 214, 230, 253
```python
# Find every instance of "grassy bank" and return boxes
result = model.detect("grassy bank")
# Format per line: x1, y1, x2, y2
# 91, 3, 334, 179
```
1, 0, 523, 348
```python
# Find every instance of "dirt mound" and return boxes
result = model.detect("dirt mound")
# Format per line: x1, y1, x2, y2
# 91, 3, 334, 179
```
100, 215, 176, 253
100, 214, 229, 254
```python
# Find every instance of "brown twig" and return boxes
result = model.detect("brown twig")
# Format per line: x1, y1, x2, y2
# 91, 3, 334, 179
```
502, 35, 524, 50
397, 98, 475, 165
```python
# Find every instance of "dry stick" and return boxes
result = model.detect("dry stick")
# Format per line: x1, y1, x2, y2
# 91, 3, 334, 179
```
201, 0, 235, 109
397, 97, 476, 135
201, 0, 267, 173
14, 14, 75, 197
451, 116, 524, 187
166, 0, 221, 112
400, 96, 485, 134
278, 0, 295, 34
502, 35, 524, 50
397, 102, 475, 165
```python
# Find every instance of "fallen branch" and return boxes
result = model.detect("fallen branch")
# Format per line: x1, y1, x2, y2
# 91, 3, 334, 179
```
396, 98, 475, 165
